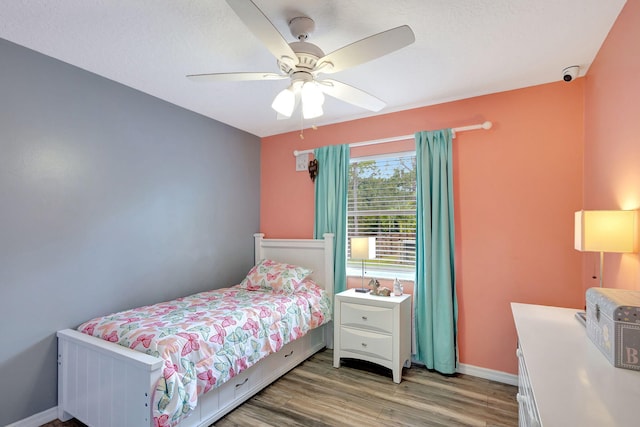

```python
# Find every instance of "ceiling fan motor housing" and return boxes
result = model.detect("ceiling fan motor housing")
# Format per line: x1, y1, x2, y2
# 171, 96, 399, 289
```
289, 16, 315, 40
276, 16, 326, 74
278, 41, 325, 74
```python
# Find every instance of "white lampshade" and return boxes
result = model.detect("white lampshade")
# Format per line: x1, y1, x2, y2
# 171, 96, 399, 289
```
301, 81, 324, 105
351, 237, 376, 260
301, 81, 325, 119
302, 102, 323, 119
271, 87, 295, 117
575, 210, 638, 253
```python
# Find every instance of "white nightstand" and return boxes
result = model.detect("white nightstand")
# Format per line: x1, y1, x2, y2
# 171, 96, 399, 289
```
333, 288, 412, 383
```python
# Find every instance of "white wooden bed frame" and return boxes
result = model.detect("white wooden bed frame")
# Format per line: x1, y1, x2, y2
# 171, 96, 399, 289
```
57, 233, 334, 427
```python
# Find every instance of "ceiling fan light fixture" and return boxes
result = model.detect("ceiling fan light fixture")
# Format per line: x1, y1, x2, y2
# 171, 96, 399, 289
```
191, 1, 415, 123
271, 87, 295, 117
301, 81, 325, 119
301, 81, 325, 106
302, 102, 323, 119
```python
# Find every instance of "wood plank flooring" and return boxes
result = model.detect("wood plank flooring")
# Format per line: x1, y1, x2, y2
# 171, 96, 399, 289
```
216, 349, 518, 427
43, 348, 518, 427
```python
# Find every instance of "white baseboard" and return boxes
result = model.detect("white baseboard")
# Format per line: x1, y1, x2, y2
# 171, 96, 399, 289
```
410, 357, 519, 386
457, 363, 518, 386
6, 407, 57, 427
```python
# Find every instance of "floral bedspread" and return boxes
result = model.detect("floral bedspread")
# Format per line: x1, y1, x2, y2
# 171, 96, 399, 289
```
77, 282, 331, 427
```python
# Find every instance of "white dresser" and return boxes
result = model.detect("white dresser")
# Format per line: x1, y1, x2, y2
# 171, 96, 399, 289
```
333, 288, 411, 383
511, 303, 640, 427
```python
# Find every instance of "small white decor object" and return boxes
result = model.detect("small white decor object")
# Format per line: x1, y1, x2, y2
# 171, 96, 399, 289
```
393, 278, 403, 296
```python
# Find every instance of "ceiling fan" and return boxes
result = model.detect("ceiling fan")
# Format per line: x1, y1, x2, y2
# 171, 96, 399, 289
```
187, 0, 415, 120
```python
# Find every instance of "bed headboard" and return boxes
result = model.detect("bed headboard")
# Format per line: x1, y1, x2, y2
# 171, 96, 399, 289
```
254, 233, 334, 297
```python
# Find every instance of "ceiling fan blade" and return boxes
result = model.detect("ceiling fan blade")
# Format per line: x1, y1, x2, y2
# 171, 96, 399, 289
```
226, 0, 297, 65
318, 79, 386, 112
186, 72, 287, 82
316, 25, 415, 74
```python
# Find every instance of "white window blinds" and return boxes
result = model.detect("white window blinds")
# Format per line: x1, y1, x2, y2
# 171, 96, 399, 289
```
347, 153, 417, 272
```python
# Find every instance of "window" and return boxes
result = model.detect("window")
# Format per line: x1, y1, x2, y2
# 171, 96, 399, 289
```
347, 152, 417, 279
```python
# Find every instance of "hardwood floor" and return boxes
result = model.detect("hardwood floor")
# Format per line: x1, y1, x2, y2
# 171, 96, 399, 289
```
216, 349, 518, 427
43, 349, 518, 427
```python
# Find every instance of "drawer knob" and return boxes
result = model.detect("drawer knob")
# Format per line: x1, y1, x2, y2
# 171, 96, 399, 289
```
361, 342, 368, 347
284, 350, 294, 358
362, 316, 368, 321
235, 378, 249, 388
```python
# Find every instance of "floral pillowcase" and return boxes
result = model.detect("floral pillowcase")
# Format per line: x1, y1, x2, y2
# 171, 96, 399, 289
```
239, 259, 312, 294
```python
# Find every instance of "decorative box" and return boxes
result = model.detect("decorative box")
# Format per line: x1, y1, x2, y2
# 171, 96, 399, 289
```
586, 287, 640, 370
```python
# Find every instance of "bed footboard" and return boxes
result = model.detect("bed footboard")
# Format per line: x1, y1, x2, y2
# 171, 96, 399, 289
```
57, 325, 326, 427
56, 233, 334, 426
57, 329, 163, 427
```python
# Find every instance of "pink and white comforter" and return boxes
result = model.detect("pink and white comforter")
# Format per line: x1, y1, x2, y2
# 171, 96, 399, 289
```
77, 282, 331, 426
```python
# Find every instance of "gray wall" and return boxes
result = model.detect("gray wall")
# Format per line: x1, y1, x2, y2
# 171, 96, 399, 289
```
0, 38, 261, 425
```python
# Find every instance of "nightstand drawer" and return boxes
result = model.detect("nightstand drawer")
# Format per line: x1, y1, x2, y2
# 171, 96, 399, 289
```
341, 302, 393, 333
340, 327, 393, 360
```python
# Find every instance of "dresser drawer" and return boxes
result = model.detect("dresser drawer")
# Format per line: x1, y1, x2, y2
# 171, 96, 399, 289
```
341, 302, 393, 333
340, 326, 393, 361
516, 347, 540, 427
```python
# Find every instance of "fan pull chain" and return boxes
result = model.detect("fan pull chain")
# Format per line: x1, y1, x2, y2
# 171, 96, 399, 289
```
299, 121, 318, 140
299, 110, 305, 139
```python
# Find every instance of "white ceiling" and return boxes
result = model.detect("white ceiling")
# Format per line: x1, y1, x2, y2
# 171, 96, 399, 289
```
0, 0, 627, 137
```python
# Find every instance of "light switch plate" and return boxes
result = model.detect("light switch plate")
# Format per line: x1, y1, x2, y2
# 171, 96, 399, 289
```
295, 153, 309, 171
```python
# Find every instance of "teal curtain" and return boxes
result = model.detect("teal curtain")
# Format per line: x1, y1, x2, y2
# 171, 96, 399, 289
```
414, 129, 458, 374
313, 144, 349, 294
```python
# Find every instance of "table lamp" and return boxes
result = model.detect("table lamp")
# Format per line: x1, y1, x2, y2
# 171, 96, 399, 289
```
575, 210, 638, 287
351, 237, 376, 293
574, 209, 638, 324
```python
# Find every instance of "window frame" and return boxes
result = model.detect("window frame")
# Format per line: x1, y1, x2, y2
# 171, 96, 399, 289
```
346, 150, 417, 281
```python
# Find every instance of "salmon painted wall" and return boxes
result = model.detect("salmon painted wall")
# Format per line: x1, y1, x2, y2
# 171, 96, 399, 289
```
261, 80, 584, 375
584, 0, 640, 291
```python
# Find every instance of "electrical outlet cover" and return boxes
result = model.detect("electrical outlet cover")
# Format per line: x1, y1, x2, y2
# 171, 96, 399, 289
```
295, 153, 309, 171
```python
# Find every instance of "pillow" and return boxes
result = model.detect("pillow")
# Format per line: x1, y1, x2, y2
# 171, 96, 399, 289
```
239, 259, 312, 293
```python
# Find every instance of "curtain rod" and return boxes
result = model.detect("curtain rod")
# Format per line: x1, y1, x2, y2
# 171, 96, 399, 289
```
292, 121, 492, 157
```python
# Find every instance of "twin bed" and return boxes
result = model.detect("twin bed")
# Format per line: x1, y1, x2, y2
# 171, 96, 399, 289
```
57, 233, 335, 427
